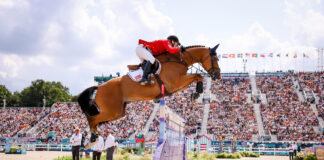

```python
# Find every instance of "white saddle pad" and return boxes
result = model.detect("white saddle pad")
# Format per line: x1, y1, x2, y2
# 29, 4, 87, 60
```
127, 60, 162, 82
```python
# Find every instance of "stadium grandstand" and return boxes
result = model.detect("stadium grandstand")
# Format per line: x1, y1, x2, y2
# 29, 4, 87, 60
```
0, 71, 323, 153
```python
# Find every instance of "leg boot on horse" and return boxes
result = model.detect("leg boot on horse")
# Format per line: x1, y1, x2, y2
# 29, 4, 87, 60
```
190, 81, 203, 101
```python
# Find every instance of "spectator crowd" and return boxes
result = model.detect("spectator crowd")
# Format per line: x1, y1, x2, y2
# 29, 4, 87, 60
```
0, 72, 323, 143
257, 74, 323, 141
208, 78, 257, 140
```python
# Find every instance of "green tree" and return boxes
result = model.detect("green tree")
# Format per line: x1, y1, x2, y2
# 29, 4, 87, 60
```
9, 91, 22, 107
0, 85, 11, 107
47, 87, 71, 105
71, 95, 79, 102
20, 79, 72, 107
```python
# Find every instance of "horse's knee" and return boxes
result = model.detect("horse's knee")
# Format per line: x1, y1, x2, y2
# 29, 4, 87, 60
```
196, 74, 203, 81
190, 92, 200, 101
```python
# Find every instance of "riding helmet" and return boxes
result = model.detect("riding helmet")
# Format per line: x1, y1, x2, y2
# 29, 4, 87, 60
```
167, 35, 180, 44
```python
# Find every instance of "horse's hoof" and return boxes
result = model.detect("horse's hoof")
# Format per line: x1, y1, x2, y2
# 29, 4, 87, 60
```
140, 81, 147, 85
90, 133, 98, 142
190, 94, 194, 102
190, 92, 199, 101
154, 99, 160, 103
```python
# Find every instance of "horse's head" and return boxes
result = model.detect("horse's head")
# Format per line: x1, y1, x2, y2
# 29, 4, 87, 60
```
207, 44, 221, 80
184, 44, 221, 80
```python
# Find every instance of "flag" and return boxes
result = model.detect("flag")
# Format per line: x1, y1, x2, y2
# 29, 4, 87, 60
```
286, 53, 289, 57
268, 53, 273, 57
293, 53, 297, 58
237, 53, 243, 58
252, 53, 258, 58
245, 53, 250, 57
260, 54, 265, 58
222, 54, 228, 58
229, 54, 235, 58
277, 53, 280, 57
303, 53, 309, 58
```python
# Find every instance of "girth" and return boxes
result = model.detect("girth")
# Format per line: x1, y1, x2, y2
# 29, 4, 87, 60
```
154, 74, 172, 99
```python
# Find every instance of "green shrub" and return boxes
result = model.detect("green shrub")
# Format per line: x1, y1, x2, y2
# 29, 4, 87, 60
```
233, 152, 242, 158
193, 151, 198, 158
199, 151, 210, 159
304, 153, 317, 160
216, 153, 225, 158
215, 152, 241, 159
118, 148, 126, 155
239, 151, 250, 157
294, 152, 306, 160
250, 153, 260, 157
125, 147, 133, 153
239, 151, 259, 157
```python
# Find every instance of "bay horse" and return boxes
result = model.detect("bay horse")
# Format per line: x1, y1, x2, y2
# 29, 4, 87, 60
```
78, 44, 221, 136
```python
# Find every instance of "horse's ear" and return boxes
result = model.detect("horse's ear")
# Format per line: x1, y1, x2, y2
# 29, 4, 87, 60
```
211, 44, 220, 53
210, 44, 220, 56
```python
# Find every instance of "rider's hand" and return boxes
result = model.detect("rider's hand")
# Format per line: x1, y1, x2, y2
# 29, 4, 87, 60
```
180, 45, 186, 52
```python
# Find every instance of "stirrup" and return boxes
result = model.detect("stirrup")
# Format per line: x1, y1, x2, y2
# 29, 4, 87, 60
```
140, 77, 155, 85
140, 80, 147, 85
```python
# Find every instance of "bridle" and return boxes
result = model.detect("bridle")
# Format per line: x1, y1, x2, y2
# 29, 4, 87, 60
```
180, 46, 220, 76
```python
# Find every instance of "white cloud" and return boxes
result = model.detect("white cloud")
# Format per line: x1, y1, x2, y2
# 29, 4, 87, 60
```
0, 54, 23, 78
0, 0, 175, 94
284, 0, 324, 47
0, 0, 29, 9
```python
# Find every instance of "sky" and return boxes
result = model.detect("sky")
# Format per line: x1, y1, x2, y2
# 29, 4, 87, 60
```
0, 0, 324, 95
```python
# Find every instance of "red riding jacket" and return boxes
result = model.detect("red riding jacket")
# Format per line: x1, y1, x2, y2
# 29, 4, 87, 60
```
138, 39, 180, 55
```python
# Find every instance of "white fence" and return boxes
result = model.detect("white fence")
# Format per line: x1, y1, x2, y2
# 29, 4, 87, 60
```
209, 147, 300, 156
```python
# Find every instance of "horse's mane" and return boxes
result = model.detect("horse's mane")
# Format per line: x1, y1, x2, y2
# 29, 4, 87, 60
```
185, 45, 206, 49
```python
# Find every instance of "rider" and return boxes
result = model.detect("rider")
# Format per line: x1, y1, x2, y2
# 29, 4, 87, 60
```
136, 35, 183, 85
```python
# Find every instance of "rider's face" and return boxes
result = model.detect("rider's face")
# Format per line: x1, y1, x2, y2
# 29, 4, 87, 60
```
171, 41, 179, 47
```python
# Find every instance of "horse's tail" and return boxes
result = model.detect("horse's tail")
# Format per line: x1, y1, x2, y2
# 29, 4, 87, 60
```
77, 86, 100, 117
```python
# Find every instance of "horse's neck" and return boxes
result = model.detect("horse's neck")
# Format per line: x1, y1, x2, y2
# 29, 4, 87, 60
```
155, 48, 205, 66
156, 53, 183, 64
182, 49, 204, 66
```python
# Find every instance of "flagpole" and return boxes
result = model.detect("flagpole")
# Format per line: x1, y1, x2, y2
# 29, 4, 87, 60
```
295, 53, 297, 72
279, 53, 282, 71
303, 51, 304, 72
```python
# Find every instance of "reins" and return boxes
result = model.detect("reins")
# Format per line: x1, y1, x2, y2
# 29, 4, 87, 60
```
183, 51, 209, 74
155, 45, 219, 77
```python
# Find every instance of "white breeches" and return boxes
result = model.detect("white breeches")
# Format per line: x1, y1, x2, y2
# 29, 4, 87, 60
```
136, 44, 155, 64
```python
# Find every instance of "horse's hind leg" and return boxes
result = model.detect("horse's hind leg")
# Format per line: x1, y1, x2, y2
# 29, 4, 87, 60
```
87, 98, 125, 134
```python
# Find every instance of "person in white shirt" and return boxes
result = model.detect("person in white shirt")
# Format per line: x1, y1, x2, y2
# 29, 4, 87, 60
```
70, 128, 82, 160
92, 130, 104, 160
104, 131, 115, 160
292, 142, 298, 157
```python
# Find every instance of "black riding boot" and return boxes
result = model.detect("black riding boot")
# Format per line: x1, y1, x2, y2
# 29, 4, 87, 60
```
140, 61, 153, 85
